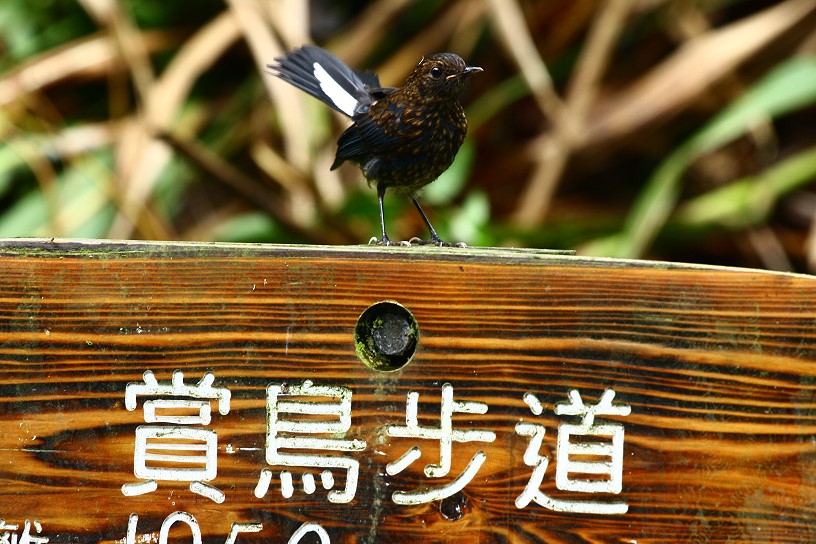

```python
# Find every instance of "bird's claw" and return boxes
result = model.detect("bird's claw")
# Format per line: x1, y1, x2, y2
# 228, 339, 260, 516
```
408, 237, 467, 248
369, 236, 467, 248
368, 237, 411, 247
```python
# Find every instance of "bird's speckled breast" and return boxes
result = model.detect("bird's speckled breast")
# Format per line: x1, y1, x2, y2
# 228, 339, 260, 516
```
363, 89, 468, 194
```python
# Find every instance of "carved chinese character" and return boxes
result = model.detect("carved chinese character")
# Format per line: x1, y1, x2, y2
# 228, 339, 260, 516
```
122, 370, 231, 503
385, 383, 496, 505
255, 380, 366, 503
515, 388, 631, 514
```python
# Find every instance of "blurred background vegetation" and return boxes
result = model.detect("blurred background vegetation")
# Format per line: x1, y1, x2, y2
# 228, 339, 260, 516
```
1, 0, 816, 271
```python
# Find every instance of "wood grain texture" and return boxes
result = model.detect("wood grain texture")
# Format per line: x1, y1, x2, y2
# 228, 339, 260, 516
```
1, 239, 815, 543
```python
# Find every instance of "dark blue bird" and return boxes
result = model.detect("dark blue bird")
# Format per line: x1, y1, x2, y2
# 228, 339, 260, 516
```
268, 46, 481, 246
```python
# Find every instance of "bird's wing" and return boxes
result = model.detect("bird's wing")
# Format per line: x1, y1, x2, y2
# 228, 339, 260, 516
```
367, 87, 398, 101
355, 69, 381, 89
331, 108, 402, 170
268, 46, 380, 117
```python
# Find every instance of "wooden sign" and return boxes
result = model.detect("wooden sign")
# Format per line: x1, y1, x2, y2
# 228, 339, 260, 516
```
1, 239, 815, 543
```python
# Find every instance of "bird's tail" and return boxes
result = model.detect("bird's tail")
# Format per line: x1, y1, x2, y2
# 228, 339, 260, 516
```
268, 46, 379, 118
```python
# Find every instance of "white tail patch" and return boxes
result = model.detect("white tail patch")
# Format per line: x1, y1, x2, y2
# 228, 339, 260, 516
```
313, 62, 357, 116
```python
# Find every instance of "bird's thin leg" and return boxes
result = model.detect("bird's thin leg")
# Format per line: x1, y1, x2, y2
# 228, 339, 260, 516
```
371, 186, 393, 245
411, 197, 444, 245
369, 188, 413, 246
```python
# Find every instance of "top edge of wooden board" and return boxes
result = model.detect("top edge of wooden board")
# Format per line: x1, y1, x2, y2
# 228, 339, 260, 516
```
1, 237, 812, 278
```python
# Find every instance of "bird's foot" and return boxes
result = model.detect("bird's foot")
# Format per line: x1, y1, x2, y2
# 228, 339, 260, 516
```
407, 237, 467, 248
368, 236, 411, 246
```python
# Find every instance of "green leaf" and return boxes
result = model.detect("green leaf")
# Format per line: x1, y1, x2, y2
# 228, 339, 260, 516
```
206, 211, 281, 243
448, 190, 491, 246
0, 152, 113, 238
674, 145, 816, 228
423, 141, 475, 206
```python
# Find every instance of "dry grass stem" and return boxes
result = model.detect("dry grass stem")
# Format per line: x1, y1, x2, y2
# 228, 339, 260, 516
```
329, 0, 414, 65
513, 0, 632, 225
587, 0, 816, 148
0, 36, 114, 108
486, 0, 572, 130
77, 0, 155, 106
227, 0, 311, 171
109, 13, 244, 239
747, 226, 794, 271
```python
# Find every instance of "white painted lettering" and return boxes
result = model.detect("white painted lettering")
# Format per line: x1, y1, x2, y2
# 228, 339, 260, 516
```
122, 370, 231, 503
515, 388, 631, 515
256, 381, 366, 503
385, 383, 496, 505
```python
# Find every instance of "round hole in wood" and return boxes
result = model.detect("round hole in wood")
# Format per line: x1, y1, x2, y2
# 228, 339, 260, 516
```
354, 301, 418, 372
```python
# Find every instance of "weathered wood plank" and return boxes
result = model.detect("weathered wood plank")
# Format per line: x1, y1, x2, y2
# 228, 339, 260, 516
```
0, 238, 815, 543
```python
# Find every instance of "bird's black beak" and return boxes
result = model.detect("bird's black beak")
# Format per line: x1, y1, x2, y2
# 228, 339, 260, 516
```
447, 66, 483, 80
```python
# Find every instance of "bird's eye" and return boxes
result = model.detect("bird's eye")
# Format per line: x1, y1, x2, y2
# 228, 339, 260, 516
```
430, 66, 442, 79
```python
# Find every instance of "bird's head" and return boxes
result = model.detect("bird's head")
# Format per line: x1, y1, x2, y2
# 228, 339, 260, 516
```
405, 53, 482, 99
